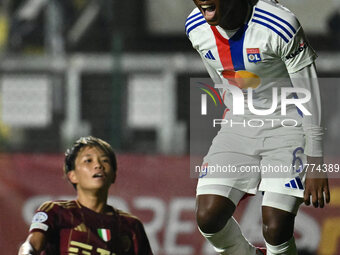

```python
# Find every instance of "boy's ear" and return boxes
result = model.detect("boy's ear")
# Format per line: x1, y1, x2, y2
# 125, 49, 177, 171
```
67, 170, 78, 185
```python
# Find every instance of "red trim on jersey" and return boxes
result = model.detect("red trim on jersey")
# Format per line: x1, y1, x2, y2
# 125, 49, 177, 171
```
222, 108, 230, 119
211, 26, 237, 86
211, 26, 233, 70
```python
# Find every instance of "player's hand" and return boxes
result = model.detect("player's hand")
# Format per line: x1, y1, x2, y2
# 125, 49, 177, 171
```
303, 156, 330, 208
18, 233, 46, 255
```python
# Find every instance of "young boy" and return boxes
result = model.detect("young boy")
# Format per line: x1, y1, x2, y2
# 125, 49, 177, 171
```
18, 136, 153, 255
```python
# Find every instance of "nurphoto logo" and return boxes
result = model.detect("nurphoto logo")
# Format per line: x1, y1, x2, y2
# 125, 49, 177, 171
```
199, 82, 312, 128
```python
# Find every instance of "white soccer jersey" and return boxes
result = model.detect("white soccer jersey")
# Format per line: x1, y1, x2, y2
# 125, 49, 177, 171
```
186, 0, 322, 155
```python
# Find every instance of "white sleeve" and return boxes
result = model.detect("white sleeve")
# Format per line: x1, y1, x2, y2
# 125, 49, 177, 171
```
198, 52, 222, 84
281, 26, 317, 74
289, 63, 323, 157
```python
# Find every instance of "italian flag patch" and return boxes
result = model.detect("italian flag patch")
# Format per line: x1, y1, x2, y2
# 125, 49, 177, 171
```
97, 228, 111, 242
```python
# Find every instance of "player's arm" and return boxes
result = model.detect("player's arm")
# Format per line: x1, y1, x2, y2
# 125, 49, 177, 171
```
289, 63, 330, 208
19, 201, 57, 254
279, 17, 330, 208
18, 232, 46, 255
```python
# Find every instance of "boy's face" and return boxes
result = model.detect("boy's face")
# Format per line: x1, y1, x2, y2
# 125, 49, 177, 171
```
68, 146, 115, 192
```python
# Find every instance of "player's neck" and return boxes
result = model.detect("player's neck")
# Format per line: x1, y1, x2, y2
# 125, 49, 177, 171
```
220, 2, 252, 31
76, 190, 108, 213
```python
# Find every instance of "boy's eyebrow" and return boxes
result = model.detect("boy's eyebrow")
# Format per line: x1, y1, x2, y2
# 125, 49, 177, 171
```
81, 153, 109, 158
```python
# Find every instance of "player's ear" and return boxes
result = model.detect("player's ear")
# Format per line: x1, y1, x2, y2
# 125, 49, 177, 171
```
67, 170, 78, 185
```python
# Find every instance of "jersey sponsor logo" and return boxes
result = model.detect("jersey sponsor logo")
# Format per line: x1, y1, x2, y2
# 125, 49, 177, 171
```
221, 70, 261, 89
246, 48, 262, 63
285, 176, 304, 190
204, 50, 216, 60
286, 42, 308, 60
97, 228, 111, 242
32, 212, 48, 223
69, 240, 117, 255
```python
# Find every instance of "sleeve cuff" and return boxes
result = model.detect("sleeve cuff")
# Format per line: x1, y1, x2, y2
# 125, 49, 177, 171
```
304, 135, 323, 157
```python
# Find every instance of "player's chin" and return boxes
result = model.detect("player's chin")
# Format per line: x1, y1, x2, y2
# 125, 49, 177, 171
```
206, 19, 219, 26
204, 14, 220, 26
91, 185, 111, 194
205, 11, 222, 26
91, 180, 111, 189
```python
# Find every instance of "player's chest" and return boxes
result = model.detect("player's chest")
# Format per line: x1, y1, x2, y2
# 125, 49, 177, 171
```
197, 28, 283, 77
58, 214, 134, 255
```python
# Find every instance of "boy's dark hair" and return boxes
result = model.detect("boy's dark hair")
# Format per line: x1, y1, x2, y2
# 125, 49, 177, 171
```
64, 136, 117, 188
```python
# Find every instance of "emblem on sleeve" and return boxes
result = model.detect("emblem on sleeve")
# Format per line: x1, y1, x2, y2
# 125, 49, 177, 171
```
285, 42, 308, 60
32, 212, 48, 223
247, 48, 262, 63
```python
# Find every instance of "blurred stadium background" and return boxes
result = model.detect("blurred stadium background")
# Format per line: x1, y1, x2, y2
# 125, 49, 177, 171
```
0, 0, 340, 254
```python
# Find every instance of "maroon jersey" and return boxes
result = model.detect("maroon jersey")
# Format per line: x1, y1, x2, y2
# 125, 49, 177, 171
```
29, 200, 153, 255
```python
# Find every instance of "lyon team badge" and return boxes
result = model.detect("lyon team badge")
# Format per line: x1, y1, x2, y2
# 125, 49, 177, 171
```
247, 48, 262, 63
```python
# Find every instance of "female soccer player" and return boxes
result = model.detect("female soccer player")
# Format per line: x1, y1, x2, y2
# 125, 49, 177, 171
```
186, 0, 330, 254
18, 136, 153, 255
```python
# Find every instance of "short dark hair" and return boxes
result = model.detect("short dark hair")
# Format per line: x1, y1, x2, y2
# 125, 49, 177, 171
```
64, 136, 117, 188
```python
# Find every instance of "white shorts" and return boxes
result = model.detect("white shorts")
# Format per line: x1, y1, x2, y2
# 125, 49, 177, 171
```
196, 185, 302, 214
197, 131, 307, 198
